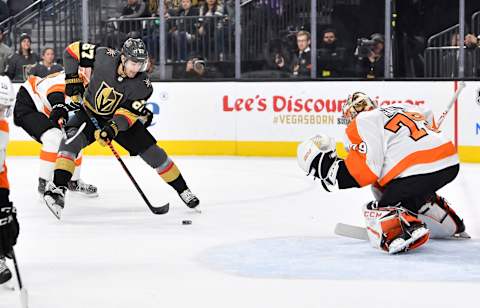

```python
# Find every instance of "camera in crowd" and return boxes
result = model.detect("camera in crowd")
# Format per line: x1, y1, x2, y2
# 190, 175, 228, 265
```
192, 58, 206, 72
354, 33, 384, 59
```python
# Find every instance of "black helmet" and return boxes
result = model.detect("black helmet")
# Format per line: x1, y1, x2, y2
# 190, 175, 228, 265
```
121, 38, 148, 71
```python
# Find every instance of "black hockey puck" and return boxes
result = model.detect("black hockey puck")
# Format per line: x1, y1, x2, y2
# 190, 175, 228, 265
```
182, 220, 192, 225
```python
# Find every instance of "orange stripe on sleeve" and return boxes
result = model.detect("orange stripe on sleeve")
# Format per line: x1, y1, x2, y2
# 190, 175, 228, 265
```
0, 120, 9, 133
378, 142, 457, 186
344, 119, 378, 187
46, 84, 65, 96
66, 42, 81, 61
0, 165, 9, 189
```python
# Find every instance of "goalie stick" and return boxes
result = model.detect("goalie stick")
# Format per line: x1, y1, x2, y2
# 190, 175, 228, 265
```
434, 80, 465, 129
334, 222, 471, 240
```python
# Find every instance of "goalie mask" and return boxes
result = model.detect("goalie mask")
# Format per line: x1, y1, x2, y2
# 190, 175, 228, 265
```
0, 76, 15, 117
121, 38, 149, 74
342, 91, 377, 122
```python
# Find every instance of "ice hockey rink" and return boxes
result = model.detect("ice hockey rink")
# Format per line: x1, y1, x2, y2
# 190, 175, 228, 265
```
0, 156, 479, 308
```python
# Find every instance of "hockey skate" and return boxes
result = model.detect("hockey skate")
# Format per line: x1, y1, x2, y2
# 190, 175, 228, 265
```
43, 182, 66, 219
179, 189, 200, 212
68, 179, 98, 198
0, 257, 12, 284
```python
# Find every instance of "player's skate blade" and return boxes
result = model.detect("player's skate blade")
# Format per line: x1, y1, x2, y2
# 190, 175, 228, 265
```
43, 196, 63, 219
179, 189, 201, 213
43, 183, 66, 219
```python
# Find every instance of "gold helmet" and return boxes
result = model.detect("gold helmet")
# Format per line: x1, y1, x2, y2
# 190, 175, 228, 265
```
342, 92, 377, 121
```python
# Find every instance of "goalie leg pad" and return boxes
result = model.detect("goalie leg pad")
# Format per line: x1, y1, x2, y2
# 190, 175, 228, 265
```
363, 202, 430, 254
417, 194, 465, 238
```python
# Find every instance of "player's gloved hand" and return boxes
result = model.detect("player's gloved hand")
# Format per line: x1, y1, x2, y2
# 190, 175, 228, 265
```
143, 109, 154, 127
49, 103, 69, 128
65, 73, 85, 97
94, 121, 118, 146
0, 201, 19, 258
68, 95, 82, 111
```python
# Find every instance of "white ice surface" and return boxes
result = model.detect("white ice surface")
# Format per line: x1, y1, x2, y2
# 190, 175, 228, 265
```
0, 156, 479, 308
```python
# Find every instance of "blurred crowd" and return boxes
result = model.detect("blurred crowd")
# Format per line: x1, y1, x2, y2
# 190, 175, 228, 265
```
1, 0, 480, 80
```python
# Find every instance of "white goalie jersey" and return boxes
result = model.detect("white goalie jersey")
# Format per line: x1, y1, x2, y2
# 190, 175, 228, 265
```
343, 103, 459, 187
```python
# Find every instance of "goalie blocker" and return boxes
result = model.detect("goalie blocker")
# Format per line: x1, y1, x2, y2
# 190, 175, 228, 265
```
297, 92, 466, 254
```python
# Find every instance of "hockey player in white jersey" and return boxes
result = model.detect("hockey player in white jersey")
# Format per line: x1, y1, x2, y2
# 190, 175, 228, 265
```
297, 91, 466, 254
0, 76, 19, 285
13, 71, 98, 197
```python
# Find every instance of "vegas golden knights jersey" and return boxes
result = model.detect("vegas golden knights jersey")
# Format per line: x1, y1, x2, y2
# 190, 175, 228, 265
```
64, 42, 153, 124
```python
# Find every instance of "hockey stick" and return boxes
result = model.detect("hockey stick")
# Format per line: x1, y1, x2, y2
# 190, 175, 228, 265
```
11, 249, 28, 308
434, 80, 465, 129
83, 105, 169, 215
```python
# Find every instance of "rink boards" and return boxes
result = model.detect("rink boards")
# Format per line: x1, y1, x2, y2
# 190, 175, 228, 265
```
6, 80, 480, 162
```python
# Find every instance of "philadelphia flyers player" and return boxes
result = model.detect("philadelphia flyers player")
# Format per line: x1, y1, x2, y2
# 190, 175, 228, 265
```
297, 91, 467, 254
43, 38, 199, 219
13, 71, 98, 197
0, 76, 19, 285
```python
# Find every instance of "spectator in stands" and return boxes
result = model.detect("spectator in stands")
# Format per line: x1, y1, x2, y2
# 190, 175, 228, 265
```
0, 0, 9, 22
292, 30, 312, 77
197, 0, 225, 61
317, 28, 347, 78
172, 0, 199, 61
354, 33, 384, 79
29, 47, 63, 77
143, 1, 176, 63
173, 55, 222, 79
0, 27, 12, 74
264, 38, 292, 76
119, 0, 147, 34
5, 33, 39, 81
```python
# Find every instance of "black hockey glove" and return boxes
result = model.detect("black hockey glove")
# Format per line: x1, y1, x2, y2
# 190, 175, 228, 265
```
49, 103, 69, 128
143, 109, 154, 128
0, 202, 19, 258
94, 121, 119, 147
65, 73, 85, 97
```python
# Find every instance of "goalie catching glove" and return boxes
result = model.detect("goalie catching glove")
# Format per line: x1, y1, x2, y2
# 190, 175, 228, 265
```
297, 134, 340, 192
94, 121, 119, 146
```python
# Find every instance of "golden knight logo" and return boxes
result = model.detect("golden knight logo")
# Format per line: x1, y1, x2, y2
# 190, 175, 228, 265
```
94, 81, 123, 115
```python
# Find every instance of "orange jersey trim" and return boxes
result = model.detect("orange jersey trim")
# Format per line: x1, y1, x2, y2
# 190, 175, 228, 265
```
0, 164, 9, 189
41, 151, 82, 166
378, 142, 457, 186
40, 150, 57, 162
46, 84, 65, 96
27, 76, 40, 95
66, 42, 80, 61
0, 120, 9, 133
344, 119, 378, 187
74, 156, 82, 166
